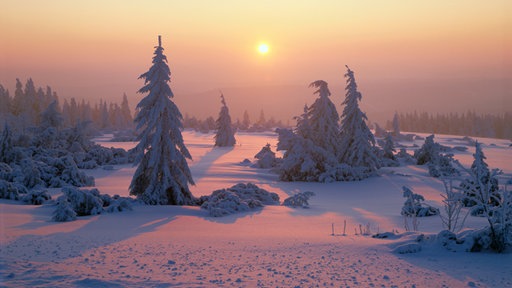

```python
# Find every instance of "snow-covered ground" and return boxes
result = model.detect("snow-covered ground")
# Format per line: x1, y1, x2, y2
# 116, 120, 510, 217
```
1, 130, 511, 287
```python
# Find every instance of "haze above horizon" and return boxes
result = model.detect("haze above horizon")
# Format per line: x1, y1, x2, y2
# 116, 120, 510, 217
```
1, 1, 510, 123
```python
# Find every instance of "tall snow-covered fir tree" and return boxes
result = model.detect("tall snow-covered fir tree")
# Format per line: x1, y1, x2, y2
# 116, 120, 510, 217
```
338, 66, 379, 173
214, 93, 236, 147
129, 36, 195, 205
305, 80, 340, 155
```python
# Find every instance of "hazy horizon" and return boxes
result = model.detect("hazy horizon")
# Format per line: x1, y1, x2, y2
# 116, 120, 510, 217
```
1, 1, 510, 124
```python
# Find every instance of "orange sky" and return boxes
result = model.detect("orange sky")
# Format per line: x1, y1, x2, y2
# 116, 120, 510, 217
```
1, 1, 510, 123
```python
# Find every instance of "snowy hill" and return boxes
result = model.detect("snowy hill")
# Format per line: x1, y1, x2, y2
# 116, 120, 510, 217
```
1, 130, 511, 287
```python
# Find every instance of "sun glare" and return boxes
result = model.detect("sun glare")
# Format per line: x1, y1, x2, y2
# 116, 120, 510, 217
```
258, 43, 269, 54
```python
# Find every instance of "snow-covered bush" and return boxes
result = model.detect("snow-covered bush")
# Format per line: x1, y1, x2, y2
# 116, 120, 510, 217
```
201, 189, 252, 217
0, 179, 20, 200
254, 143, 278, 168
277, 128, 337, 182
200, 183, 279, 217
460, 142, 500, 211
52, 196, 77, 222
282, 191, 315, 208
101, 194, 134, 213
0, 162, 13, 181
321, 164, 374, 182
439, 180, 467, 232
428, 153, 459, 178
20, 159, 45, 189
396, 148, 416, 165
414, 134, 442, 165
21, 189, 51, 205
62, 187, 103, 216
58, 155, 95, 187
401, 186, 439, 217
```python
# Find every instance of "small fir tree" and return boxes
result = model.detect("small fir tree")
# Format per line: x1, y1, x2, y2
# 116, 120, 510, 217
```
460, 142, 500, 209
214, 93, 236, 147
130, 36, 195, 205
338, 66, 379, 173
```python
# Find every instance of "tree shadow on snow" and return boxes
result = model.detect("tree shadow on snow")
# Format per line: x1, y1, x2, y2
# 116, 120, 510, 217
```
1, 205, 202, 262
190, 146, 234, 182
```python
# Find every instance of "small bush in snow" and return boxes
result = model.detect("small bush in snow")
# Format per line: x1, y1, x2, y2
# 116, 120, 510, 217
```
200, 183, 280, 217
428, 153, 459, 178
254, 143, 278, 168
282, 191, 315, 208
0, 162, 13, 181
396, 148, 416, 165
0, 179, 20, 200
21, 189, 52, 205
62, 187, 103, 216
201, 189, 252, 217
102, 194, 133, 213
401, 186, 439, 217
52, 196, 77, 222
58, 156, 95, 187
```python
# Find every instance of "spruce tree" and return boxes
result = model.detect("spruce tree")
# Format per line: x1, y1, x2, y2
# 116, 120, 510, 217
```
392, 112, 400, 137
214, 93, 236, 147
339, 66, 379, 173
120, 93, 133, 128
460, 141, 499, 208
130, 36, 195, 205
306, 80, 340, 155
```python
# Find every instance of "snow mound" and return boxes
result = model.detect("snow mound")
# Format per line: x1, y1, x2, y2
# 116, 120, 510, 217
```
282, 191, 315, 208
52, 187, 134, 221
200, 183, 280, 217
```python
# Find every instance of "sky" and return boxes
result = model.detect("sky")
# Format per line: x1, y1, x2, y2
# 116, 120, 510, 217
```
1, 0, 510, 124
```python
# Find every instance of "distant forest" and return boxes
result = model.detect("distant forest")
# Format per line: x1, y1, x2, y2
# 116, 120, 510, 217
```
0, 78, 133, 133
386, 111, 512, 140
2, 79, 509, 140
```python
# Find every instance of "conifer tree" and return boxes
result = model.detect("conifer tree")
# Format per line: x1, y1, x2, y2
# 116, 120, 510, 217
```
120, 93, 133, 128
306, 80, 340, 155
460, 141, 499, 207
294, 104, 312, 139
40, 100, 63, 129
392, 112, 400, 136
339, 66, 379, 173
0, 85, 10, 117
214, 93, 236, 147
242, 110, 250, 130
130, 36, 195, 205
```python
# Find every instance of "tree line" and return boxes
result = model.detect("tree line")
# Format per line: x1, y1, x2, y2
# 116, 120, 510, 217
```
0, 79, 134, 133
388, 111, 511, 140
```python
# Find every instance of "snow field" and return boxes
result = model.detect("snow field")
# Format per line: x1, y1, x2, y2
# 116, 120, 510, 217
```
1, 130, 511, 287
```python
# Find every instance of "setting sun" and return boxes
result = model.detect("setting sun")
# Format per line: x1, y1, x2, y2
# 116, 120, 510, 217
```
258, 43, 269, 54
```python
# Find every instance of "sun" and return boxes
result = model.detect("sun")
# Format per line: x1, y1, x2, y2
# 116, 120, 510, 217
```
258, 43, 269, 54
